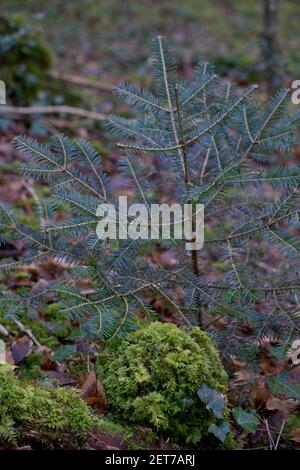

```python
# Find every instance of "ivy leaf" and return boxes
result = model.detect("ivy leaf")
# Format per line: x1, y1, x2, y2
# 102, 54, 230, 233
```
181, 397, 195, 411
232, 407, 259, 433
53, 344, 77, 361
197, 384, 227, 419
0, 80, 5, 105
268, 372, 300, 400
0, 339, 6, 364
208, 421, 230, 443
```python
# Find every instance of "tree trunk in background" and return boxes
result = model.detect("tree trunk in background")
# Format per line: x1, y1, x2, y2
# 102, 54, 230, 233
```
262, 0, 282, 94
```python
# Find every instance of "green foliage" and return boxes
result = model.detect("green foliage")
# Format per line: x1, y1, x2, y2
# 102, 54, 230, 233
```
0, 36, 299, 360
287, 412, 300, 439
96, 322, 231, 446
268, 371, 300, 400
208, 421, 231, 444
0, 364, 98, 447
53, 344, 78, 361
0, 13, 52, 105
197, 384, 227, 419
232, 407, 260, 433
196, 384, 231, 443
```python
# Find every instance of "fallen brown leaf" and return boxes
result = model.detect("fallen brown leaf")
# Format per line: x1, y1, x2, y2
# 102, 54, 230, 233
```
11, 336, 33, 364
266, 396, 298, 418
249, 376, 271, 409
80, 371, 108, 414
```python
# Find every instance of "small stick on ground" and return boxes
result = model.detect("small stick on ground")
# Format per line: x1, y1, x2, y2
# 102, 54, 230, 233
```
0, 105, 106, 121
274, 420, 286, 450
0, 324, 10, 337
49, 69, 115, 92
264, 418, 275, 450
13, 319, 43, 349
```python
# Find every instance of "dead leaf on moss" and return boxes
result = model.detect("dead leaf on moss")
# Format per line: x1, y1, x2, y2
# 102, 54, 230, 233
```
11, 336, 33, 364
80, 371, 108, 414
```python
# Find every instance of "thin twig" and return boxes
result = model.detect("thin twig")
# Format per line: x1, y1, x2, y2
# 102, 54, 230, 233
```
174, 83, 190, 186
264, 418, 275, 450
49, 69, 115, 92
13, 319, 43, 348
274, 420, 286, 450
174, 84, 199, 278
0, 324, 10, 337
0, 105, 106, 121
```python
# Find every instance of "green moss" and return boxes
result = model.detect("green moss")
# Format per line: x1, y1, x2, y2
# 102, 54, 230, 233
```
30, 323, 61, 349
13, 271, 31, 280
0, 364, 99, 447
17, 214, 40, 231
18, 352, 44, 381
40, 302, 71, 339
96, 322, 231, 446
92, 141, 109, 158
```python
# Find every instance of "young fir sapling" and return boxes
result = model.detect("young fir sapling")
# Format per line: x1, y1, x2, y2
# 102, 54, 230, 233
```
0, 36, 299, 360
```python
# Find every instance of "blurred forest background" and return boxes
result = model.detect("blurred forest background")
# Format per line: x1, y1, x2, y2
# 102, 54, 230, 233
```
1, 0, 299, 157
3, 0, 300, 81
2, 0, 300, 102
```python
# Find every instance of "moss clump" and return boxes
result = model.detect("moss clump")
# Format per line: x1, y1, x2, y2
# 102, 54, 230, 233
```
0, 13, 52, 105
96, 322, 230, 446
0, 365, 98, 447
